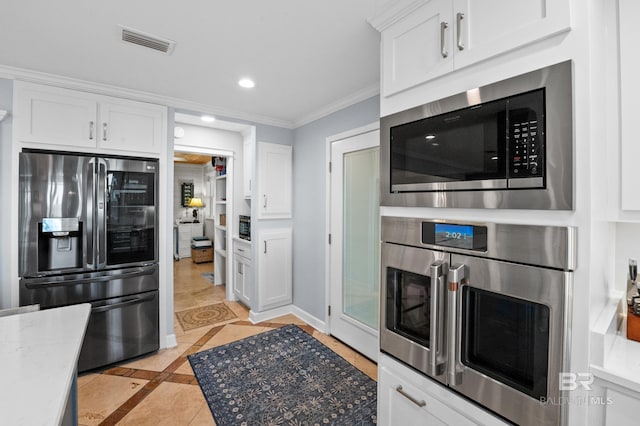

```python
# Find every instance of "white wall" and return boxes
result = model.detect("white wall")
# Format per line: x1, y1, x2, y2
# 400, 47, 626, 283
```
175, 123, 247, 231
615, 223, 640, 291
292, 96, 380, 320
173, 163, 206, 223
0, 78, 13, 308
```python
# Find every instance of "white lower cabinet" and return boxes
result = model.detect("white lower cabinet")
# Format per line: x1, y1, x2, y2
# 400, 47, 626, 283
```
589, 373, 640, 425
233, 239, 252, 306
256, 227, 292, 312
378, 354, 507, 426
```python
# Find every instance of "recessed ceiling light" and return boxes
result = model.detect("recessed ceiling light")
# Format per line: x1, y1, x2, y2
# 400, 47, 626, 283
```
201, 115, 215, 123
238, 78, 255, 89
425, 135, 436, 140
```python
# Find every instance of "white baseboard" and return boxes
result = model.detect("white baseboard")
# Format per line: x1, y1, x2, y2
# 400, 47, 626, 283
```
289, 305, 328, 334
248, 304, 328, 334
163, 333, 178, 349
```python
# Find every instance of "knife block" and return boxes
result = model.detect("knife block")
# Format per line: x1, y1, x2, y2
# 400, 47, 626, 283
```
628, 306, 640, 342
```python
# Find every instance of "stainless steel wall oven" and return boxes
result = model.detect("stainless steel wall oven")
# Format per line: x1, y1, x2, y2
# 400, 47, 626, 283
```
380, 60, 573, 210
19, 150, 159, 372
380, 217, 576, 425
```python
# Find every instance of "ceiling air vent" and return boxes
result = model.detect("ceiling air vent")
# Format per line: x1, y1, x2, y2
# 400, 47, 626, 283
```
120, 26, 175, 54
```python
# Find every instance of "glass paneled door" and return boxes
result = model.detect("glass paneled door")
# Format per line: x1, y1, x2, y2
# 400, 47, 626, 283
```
329, 127, 379, 360
104, 157, 158, 268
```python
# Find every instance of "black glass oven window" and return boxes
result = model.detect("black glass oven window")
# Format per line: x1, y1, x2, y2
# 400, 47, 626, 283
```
462, 287, 550, 399
106, 171, 156, 265
390, 98, 507, 186
386, 267, 431, 347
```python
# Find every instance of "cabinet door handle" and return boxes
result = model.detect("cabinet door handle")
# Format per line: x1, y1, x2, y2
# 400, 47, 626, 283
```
264, 241, 267, 254
89, 121, 95, 140
456, 13, 465, 50
102, 123, 108, 141
395, 386, 426, 408
440, 22, 449, 58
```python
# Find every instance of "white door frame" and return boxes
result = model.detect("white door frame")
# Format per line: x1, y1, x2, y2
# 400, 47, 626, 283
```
324, 122, 379, 351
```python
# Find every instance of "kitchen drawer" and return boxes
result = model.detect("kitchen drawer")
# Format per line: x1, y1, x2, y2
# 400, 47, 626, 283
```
233, 241, 251, 260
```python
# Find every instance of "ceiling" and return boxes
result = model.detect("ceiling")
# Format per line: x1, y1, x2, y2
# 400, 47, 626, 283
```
173, 152, 211, 165
0, 0, 383, 128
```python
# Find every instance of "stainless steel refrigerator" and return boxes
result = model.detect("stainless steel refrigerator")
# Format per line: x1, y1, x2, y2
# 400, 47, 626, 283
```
19, 150, 159, 372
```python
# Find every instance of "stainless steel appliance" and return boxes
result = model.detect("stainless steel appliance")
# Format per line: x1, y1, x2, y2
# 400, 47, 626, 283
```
380, 60, 573, 210
239, 215, 251, 241
380, 217, 576, 425
18, 150, 159, 372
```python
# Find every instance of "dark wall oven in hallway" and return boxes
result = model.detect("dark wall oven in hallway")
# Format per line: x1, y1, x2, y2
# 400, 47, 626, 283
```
19, 150, 159, 372
380, 217, 576, 426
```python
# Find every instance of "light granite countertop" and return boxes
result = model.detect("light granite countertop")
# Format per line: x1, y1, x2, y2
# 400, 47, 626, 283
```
0, 304, 90, 425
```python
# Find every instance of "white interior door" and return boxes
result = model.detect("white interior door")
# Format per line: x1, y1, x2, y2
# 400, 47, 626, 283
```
329, 129, 379, 361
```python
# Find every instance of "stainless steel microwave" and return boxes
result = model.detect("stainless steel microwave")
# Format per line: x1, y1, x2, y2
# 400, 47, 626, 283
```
239, 215, 251, 241
380, 61, 573, 210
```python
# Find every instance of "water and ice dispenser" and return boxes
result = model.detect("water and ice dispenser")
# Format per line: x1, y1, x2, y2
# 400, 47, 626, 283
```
37, 217, 83, 272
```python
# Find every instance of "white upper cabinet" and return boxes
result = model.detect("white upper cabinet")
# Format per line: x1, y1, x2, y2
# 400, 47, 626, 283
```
14, 81, 166, 155
377, 0, 571, 96
382, 0, 454, 96
14, 82, 98, 148
97, 99, 164, 153
243, 137, 253, 199
257, 142, 292, 219
619, 0, 640, 211
453, 0, 571, 69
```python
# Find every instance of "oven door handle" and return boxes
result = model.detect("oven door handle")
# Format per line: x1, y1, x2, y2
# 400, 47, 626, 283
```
447, 263, 465, 386
429, 261, 447, 376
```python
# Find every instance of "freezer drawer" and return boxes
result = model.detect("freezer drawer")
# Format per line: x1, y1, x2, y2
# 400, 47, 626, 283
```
78, 290, 159, 372
19, 264, 158, 308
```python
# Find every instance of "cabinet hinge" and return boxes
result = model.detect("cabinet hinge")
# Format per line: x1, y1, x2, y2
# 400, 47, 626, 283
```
328, 305, 331, 316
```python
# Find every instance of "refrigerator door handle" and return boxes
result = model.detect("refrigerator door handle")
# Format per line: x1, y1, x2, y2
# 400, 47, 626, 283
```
97, 159, 107, 268
87, 160, 96, 269
91, 292, 156, 314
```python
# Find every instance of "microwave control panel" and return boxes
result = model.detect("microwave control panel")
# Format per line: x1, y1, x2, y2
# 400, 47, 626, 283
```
511, 119, 542, 177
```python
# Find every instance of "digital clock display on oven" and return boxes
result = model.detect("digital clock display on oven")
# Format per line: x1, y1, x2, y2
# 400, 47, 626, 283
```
434, 223, 474, 249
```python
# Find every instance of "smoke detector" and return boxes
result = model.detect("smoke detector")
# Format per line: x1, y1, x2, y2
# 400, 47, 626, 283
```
119, 25, 176, 54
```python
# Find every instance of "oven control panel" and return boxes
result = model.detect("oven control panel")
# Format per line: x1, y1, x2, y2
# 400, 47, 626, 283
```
422, 222, 487, 251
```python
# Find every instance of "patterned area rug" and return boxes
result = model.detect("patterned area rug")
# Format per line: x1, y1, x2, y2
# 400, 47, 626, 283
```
188, 324, 377, 425
175, 303, 237, 331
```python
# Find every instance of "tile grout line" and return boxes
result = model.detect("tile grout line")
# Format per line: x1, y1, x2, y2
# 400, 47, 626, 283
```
97, 323, 230, 425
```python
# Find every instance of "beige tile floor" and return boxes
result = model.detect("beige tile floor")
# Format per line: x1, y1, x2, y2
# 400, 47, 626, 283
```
77, 259, 377, 425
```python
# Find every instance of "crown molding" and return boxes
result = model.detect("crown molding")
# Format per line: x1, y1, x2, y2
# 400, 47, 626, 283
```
293, 83, 380, 128
367, 0, 428, 32
0, 64, 295, 129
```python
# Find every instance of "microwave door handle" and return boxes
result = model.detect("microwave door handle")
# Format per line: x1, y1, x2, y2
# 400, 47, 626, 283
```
97, 159, 107, 268
447, 264, 465, 386
429, 261, 447, 376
